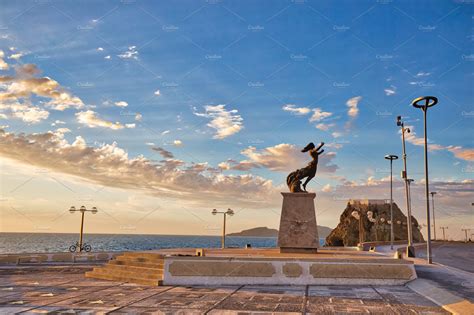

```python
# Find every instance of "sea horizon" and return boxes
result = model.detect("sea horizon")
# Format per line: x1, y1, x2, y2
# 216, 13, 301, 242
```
0, 232, 326, 254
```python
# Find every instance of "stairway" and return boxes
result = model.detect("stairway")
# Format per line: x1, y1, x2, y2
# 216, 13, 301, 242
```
85, 252, 164, 286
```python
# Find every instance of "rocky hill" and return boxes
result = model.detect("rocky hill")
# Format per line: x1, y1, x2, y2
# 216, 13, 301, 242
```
325, 201, 424, 246
228, 226, 333, 238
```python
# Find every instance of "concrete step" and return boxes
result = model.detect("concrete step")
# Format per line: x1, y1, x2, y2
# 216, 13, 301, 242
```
110, 259, 164, 269
113, 256, 164, 267
122, 252, 164, 260
85, 270, 162, 286
90, 266, 163, 280
101, 263, 163, 275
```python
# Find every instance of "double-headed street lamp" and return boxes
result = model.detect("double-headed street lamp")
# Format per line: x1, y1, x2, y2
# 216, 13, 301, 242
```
69, 206, 98, 252
430, 191, 437, 240
385, 154, 398, 250
212, 208, 234, 249
412, 95, 439, 264
396, 116, 415, 257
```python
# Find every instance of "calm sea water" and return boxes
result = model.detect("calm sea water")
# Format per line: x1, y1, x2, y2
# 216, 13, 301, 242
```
0, 233, 326, 254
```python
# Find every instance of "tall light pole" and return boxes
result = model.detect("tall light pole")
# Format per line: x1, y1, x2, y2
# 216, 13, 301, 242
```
440, 226, 448, 241
397, 116, 415, 257
69, 206, 98, 252
385, 154, 398, 250
461, 228, 470, 243
430, 191, 437, 240
212, 208, 234, 249
412, 95, 438, 264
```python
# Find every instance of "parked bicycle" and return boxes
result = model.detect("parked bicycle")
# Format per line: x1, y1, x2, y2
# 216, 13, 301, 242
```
69, 242, 92, 253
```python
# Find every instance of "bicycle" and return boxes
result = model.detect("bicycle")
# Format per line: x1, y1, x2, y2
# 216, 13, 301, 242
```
69, 242, 92, 253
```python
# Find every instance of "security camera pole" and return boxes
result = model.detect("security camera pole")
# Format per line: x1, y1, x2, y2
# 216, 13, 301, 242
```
212, 208, 234, 248
397, 116, 415, 257
385, 154, 398, 250
411, 95, 439, 264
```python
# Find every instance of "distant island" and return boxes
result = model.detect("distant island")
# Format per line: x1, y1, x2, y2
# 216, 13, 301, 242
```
227, 226, 333, 238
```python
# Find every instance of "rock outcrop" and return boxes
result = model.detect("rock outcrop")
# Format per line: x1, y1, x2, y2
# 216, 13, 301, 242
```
325, 201, 424, 246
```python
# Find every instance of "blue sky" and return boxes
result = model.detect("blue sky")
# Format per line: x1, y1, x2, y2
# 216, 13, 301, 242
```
0, 0, 472, 239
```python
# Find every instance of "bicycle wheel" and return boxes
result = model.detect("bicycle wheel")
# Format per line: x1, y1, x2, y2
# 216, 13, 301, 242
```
69, 245, 77, 253
84, 244, 92, 252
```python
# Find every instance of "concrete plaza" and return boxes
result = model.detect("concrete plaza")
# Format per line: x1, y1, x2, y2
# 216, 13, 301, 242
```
0, 265, 449, 314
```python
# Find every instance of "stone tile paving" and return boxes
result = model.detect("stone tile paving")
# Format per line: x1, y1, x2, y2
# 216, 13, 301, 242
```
0, 266, 449, 314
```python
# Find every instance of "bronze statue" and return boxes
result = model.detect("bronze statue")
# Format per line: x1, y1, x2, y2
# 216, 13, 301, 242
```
286, 142, 324, 192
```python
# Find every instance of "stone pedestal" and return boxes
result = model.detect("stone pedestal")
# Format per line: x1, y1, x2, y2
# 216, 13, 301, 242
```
278, 192, 319, 253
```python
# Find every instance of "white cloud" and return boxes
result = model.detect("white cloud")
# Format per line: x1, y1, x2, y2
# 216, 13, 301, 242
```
346, 96, 361, 118
0, 64, 84, 111
403, 125, 474, 161
316, 123, 335, 131
173, 139, 183, 146
309, 108, 333, 122
194, 104, 243, 139
0, 50, 8, 70
416, 71, 431, 77
332, 132, 343, 138
154, 89, 160, 96
0, 101, 49, 123
114, 101, 128, 107
218, 161, 231, 170
118, 46, 138, 60
0, 129, 278, 207
282, 104, 311, 115
161, 130, 170, 135
11, 104, 49, 123
76, 110, 125, 130
135, 113, 142, 121
225, 143, 338, 174
104, 55, 111, 60
125, 123, 136, 129
384, 85, 396, 96
322, 184, 333, 192
51, 120, 66, 126
8, 52, 23, 60
97, 47, 104, 51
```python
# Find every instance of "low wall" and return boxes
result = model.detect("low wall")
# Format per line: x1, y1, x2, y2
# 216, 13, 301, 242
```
163, 256, 417, 286
0, 252, 120, 265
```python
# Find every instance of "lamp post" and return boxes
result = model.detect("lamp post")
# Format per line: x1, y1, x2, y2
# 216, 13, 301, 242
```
69, 206, 98, 252
385, 154, 398, 250
461, 228, 470, 243
430, 192, 437, 240
440, 226, 448, 241
351, 210, 365, 246
412, 95, 438, 264
397, 116, 415, 257
212, 208, 234, 249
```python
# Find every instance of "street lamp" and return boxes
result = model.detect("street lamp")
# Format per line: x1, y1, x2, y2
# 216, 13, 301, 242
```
396, 116, 415, 257
69, 206, 98, 252
212, 208, 234, 249
385, 154, 398, 250
412, 95, 438, 264
430, 191, 437, 240
440, 226, 448, 241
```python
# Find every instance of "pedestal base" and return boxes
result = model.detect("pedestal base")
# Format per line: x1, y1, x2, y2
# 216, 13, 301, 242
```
280, 247, 318, 254
278, 192, 319, 253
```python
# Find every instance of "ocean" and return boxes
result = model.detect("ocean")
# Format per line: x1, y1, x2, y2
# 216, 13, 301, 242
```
0, 233, 326, 254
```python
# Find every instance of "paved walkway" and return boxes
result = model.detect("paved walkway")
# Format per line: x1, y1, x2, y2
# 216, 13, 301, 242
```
0, 266, 448, 314
416, 242, 474, 273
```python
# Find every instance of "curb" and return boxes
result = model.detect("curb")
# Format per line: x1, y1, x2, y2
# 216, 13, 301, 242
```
407, 278, 474, 315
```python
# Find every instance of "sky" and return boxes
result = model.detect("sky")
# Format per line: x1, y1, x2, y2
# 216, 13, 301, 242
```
0, 0, 473, 240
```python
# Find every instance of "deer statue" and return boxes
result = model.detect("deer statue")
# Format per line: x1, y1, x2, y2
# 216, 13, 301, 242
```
286, 142, 324, 192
